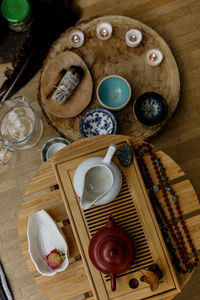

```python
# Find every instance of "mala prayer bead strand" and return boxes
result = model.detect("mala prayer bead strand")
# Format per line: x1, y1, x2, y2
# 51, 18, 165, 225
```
135, 143, 199, 273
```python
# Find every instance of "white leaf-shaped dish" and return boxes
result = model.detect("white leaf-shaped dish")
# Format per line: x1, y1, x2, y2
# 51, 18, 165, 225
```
27, 210, 69, 276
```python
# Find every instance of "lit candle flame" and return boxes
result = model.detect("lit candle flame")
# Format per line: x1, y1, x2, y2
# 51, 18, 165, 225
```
101, 28, 108, 37
149, 53, 157, 62
130, 35, 137, 42
72, 35, 80, 43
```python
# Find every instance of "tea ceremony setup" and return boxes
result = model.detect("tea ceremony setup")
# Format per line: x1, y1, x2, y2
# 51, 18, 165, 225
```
0, 1, 200, 300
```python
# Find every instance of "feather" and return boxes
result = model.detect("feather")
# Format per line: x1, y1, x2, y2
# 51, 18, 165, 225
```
0, 0, 81, 102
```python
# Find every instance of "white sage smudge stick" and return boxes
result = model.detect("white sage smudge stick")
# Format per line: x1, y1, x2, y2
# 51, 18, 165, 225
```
52, 65, 84, 104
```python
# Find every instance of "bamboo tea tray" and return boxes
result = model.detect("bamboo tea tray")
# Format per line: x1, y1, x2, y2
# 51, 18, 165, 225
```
39, 15, 180, 141
18, 135, 200, 300
52, 136, 180, 299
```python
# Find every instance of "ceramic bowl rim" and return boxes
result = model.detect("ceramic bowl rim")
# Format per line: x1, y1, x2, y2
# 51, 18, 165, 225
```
41, 137, 71, 163
80, 107, 117, 138
133, 91, 168, 126
96, 75, 132, 111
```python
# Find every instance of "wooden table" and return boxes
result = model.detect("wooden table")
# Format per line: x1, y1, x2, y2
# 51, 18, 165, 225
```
18, 135, 200, 300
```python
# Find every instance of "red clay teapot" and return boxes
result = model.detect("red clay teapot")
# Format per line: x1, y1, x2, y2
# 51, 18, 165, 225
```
89, 216, 136, 291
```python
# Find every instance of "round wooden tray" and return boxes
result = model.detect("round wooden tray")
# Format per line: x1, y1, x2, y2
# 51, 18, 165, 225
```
39, 15, 180, 141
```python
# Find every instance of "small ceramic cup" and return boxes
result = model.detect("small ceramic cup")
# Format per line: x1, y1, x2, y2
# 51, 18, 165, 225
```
133, 92, 168, 125
80, 107, 117, 137
41, 137, 71, 162
97, 75, 131, 111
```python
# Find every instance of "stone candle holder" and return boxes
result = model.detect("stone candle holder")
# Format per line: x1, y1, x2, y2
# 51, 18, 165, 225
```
146, 49, 163, 66
96, 22, 112, 40
125, 29, 142, 47
69, 30, 84, 48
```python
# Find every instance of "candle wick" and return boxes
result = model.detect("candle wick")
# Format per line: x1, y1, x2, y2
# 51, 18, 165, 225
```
72, 35, 80, 43
130, 35, 137, 42
101, 28, 108, 37
150, 53, 157, 62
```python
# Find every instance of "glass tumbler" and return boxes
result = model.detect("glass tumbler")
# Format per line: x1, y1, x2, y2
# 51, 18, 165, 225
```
0, 96, 43, 164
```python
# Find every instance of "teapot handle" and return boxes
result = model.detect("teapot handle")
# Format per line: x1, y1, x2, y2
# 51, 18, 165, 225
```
110, 273, 116, 291
103, 144, 116, 165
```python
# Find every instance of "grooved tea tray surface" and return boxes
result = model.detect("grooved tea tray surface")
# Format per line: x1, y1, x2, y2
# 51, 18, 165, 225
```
85, 172, 154, 280
52, 137, 180, 300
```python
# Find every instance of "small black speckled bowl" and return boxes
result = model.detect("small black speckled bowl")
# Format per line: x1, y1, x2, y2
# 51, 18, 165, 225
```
133, 92, 168, 126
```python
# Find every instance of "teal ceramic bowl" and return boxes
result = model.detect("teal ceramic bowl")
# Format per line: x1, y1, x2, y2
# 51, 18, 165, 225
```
97, 75, 131, 111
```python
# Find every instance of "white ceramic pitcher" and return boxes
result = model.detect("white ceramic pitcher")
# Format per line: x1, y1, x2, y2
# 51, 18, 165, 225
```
73, 144, 122, 209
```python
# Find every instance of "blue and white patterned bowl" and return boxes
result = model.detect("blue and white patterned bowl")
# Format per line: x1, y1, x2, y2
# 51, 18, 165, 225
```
80, 108, 117, 138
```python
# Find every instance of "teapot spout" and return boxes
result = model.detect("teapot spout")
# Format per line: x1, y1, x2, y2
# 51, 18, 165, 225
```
80, 176, 106, 209
110, 273, 116, 291
80, 190, 100, 210
80, 199, 93, 210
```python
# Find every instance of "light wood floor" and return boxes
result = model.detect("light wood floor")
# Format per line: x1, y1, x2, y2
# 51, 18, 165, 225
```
0, 0, 200, 299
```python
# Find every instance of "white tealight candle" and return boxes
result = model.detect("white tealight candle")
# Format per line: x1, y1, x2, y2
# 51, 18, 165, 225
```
96, 22, 112, 40
126, 29, 142, 47
69, 30, 84, 48
146, 49, 163, 66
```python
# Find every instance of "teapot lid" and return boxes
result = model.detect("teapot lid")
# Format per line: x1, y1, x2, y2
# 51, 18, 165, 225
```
89, 216, 136, 274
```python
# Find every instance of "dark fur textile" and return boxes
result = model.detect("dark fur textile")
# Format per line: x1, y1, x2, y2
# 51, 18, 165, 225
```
0, 0, 81, 101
